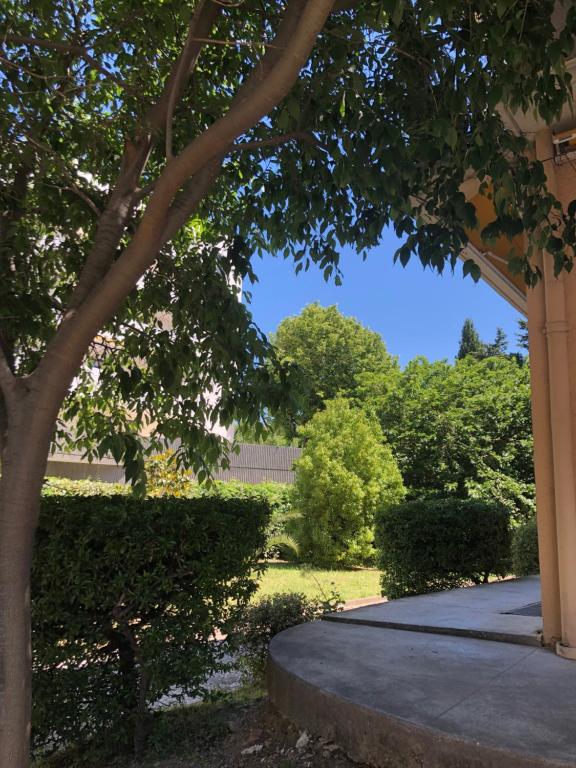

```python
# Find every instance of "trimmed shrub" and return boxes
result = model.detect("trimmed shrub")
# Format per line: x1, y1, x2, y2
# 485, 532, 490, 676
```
43, 476, 127, 496
196, 481, 297, 559
512, 517, 540, 576
376, 498, 511, 598
44, 474, 296, 558
232, 591, 342, 682
32, 494, 270, 756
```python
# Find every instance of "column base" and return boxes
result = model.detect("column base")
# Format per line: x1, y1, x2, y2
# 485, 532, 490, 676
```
556, 641, 576, 660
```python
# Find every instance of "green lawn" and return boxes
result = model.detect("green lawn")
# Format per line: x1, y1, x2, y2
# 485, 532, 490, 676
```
255, 562, 381, 602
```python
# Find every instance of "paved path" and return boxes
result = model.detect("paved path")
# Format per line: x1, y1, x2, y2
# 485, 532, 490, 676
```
269, 618, 576, 767
326, 576, 542, 646
268, 577, 576, 767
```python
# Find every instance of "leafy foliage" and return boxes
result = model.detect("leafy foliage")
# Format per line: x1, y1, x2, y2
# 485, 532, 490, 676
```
271, 303, 398, 436
44, 468, 297, 557
144, 452, 196, 497
466, 467, 535, 524
2, 1, 576, 483
376, 498, 511, 598
294, 398, 405, 567
42, 476, 127, 497
32, 493, 270, 755
375, 355, 533, 498
512, 517, 540, 576
232, 591, 342, 682
198, 479, 297, 558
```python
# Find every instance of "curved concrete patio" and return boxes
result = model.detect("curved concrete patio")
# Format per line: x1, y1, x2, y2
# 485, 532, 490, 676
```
268, 578, 576, 768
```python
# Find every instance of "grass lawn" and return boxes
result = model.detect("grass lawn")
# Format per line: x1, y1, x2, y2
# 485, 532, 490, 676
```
255, 562, 381, 602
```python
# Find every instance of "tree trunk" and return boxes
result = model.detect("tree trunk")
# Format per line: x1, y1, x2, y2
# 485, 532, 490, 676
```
0, 394, 56, 768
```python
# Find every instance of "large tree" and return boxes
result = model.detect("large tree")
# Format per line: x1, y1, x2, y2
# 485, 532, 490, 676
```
1, 1, 576, 764
377, 355, 534, 497
271, 303, 398, 435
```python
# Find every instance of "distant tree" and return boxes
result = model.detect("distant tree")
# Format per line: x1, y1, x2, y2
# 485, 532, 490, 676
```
378, 356, 533, 498
485, 327, 509, 357
458, 320, 513, 360
457, 319, 486, 360
517, 319, 530, 352
272, 304, 398, 436
294, 399, 404, 568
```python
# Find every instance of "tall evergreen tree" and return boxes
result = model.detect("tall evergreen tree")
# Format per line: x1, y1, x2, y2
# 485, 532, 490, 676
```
517, 320, 530, 352
486, 327, 509, 357
457, 319, 486, 360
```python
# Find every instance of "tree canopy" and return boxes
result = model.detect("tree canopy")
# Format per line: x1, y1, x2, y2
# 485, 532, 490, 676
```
377, 355, 533, 503
270, 303, 398, 434
1, 0, 575, 482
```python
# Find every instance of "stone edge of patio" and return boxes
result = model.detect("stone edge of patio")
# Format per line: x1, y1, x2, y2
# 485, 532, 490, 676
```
268, 618, 576, 768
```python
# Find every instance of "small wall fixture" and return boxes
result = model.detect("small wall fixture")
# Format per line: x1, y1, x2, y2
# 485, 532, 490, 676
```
553, 128, 576, 164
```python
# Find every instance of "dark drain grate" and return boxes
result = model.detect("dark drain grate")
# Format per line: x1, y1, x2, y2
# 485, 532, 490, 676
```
503, 601, 542, 617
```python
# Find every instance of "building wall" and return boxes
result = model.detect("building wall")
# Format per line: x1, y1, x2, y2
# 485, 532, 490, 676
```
46, 454, 125, 483
213, 444, 302, 485
46, 443, 301, 485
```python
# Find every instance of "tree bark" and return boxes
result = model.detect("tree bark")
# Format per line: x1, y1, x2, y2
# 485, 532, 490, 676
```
0, 390, 56, 766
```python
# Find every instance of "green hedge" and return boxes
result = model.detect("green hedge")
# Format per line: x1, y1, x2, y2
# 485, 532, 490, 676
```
512, 517, 540, 576
43, 476, 128, 496
44, 476, 295, 557
376, 498, 511, 598
32, 494, 270, 756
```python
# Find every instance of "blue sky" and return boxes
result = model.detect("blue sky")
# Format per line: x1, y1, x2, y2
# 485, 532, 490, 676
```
247, 227, 523, 368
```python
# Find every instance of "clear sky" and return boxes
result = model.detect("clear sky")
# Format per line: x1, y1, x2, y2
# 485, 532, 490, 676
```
247, 226, 523, 368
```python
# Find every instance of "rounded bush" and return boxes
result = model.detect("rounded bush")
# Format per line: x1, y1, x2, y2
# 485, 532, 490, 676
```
512, 517, 540, 576
376, 498, 511, 599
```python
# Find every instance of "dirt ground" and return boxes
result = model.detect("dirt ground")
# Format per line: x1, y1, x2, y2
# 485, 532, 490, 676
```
144, 697, 369, 768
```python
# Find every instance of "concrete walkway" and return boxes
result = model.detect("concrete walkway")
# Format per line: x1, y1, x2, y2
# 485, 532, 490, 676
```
268, 577, 576, 767
326, 576, 543, 646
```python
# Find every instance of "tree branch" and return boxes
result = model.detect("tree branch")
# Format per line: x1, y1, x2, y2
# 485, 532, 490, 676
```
63, 184, 102, 217
0, 52, 61, 80
66, 0, 222, 312
161, 133, 319, 243
185, 36, 281, 49
160, 159, 223, 246
161, 0, 312, 242
1, 34, 130, 92
165, 0, 221, 160
22, 130, 103, 217
38, 0, 335, 404
151, 0, 334, 205
230, 130, 319, 152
